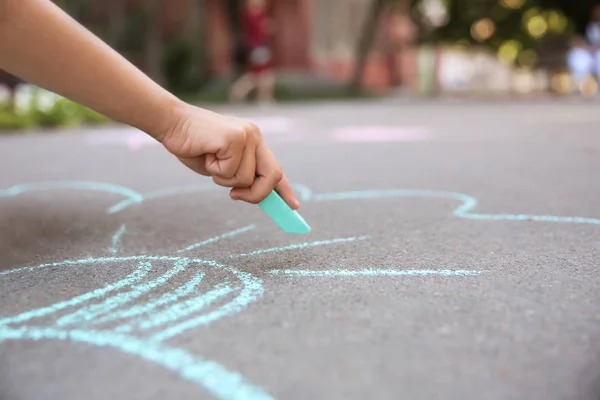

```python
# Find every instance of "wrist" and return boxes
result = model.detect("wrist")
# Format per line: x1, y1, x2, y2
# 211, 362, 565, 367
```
141, 93, 188, 144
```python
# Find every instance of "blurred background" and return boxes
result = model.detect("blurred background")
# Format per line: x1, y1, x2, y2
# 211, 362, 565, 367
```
1, 0, 599, 130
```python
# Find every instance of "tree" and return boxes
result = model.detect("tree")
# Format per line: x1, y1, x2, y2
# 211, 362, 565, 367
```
106, 0, 127, 51
143, 0, 165, 87
538, 0, 597, 35
348, 0, 389, 94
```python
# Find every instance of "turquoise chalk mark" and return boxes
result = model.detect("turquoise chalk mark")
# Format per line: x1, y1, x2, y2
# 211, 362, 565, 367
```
177, 224, 256, 254
3, 180, 596, 226
108, 184, 217, 214
0, 256, 268, 398
290, 183, 312, 202
0, 181, 216, 215
268, 269, 484, 277
108, 224, 127, 253
0, 327, 275, 400
90, 272, 206, 328
0, 181, 143, 204
312, 189, 600, 225
313, 189, 469, 203
0, 255, 182, 277
134, 284, 235, 333
56, 259, 191, 327
233, 236, 369, 258
151, 268, 263, 342
1, 256, 263, 340
0, 261, 152, 327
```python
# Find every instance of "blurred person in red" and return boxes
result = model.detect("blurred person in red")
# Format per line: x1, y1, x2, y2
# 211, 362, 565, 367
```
230, 0, 275, 104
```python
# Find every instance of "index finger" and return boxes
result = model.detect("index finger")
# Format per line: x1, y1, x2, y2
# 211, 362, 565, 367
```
256, 143, 300, 209
274, 173, 299, 210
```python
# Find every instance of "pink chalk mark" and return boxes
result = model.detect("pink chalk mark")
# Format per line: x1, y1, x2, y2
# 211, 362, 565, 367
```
332, 126, 432, 142
126, 133, 158, 151
85, 129, 159, 151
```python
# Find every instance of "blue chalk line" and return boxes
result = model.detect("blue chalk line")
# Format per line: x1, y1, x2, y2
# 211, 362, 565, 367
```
0, 181, 143, 206
0, 327, 275, 400
177, 224, 256, 253
268, 269, 484, 277
0, 256, 263, 337
0, 260, 153, 327
290, 183, 312, 202
108, 184, 217, 214
108, 223, 127, 253
233, 236, 369, 257
311, 189, 600, 225
137, 283, 235, 333
55, 259, 192, 327
2, 180, 597, 225
94, 272, 206, 329
150, 265, 263, 342
0, 255, 268, 400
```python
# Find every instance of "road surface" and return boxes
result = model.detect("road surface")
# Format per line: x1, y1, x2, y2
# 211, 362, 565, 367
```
1, 99, 599, 400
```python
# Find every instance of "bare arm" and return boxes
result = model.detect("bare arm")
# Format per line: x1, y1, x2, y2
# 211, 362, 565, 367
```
0, 0, 180, 141
0, 0, 300, 209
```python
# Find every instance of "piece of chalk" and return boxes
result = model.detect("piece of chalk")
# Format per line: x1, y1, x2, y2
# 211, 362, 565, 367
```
258, 190, 311, 234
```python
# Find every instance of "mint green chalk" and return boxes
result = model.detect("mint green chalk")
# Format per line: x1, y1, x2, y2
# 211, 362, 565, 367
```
259, 190, 311, 234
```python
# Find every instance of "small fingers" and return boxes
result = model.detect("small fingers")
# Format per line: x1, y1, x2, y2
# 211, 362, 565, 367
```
230, 141, 299, 208
230, 173, 280, 204
274, 173, 300, 209
203, 124, 250, 179
178, 155, 211, 176
212, 141, 256, 188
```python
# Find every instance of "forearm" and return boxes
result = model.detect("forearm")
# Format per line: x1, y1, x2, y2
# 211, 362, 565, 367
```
0, 0, 182, 141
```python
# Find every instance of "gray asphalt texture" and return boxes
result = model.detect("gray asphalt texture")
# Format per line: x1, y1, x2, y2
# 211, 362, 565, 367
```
1, 99, 599, 400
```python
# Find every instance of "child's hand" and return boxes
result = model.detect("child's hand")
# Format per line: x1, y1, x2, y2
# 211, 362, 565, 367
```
160, 104, 300, 209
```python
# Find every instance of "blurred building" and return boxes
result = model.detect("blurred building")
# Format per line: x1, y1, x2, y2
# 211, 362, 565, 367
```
74, 0, 418, 92
204, 0, 419, 92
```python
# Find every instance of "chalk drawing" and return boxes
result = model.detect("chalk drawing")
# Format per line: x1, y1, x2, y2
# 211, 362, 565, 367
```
1, 179, 596, 399
232, 236, 369, 258
109, 224, 127, 253
108, 184, 218, 214
4, 180, 595, 225
0, 181, 143, 205
85, 128, 160, 151
94, 272, 206, 329
291, 183, 313, 202
268, 269, 483, 277
0, 326, 272, 400
226, 115, 293, 135
177, 224, 256, 253
310, 189, 600, 225
85, 117, 295, 152
84, 120, 441, 146
0, 255, 268, 400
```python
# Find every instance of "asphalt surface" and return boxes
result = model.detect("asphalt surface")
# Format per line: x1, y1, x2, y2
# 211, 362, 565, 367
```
1, 99, 599, 400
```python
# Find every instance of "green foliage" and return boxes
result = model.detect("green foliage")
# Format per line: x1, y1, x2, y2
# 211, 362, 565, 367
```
0, 87, 109, 132
163, 37, 209, 95
0, 107, 34, 130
